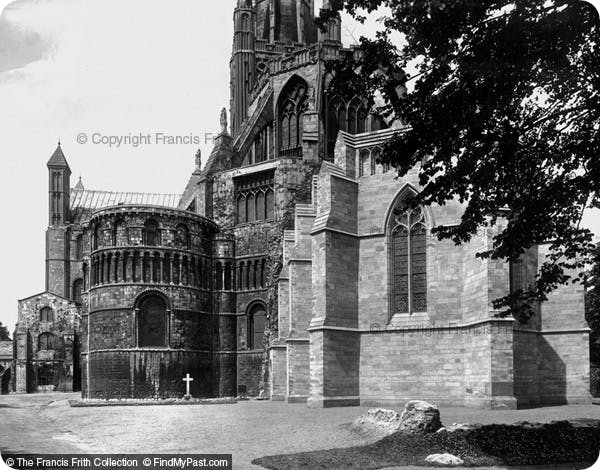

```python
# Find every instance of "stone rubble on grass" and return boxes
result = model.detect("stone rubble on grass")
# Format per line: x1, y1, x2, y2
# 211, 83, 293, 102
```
352, 400, 443, 438
351, 408, 403, 437
399, 400, 442, 434
439, 422, 483, 432
424, 453, 464, 466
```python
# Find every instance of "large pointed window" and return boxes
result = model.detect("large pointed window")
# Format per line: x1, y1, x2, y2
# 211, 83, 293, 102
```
389, 196, 427, 315
278, 76, 308, 157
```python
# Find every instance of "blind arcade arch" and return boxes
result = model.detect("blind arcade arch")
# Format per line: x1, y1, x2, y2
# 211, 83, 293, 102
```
135, 292, 170, 348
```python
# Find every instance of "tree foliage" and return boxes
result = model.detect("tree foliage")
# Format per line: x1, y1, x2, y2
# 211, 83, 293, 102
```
586, 245, 600, 363
0, 322, 10, 341
319, 0, 600, 320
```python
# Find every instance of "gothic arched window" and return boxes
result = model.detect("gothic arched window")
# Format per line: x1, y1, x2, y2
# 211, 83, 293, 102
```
325, 86, 369, 157
248, 302, 266, 350
347, 97, 367, 135
326, 95, 345, 156
389, 196, 427, 315
359, 149, 370, 177
371, 147, 382, 175
278, 77, 308, 155
137, 295, 167, 348
241, 13, 250, 31
40, 307, 54, 323
38, 332, 55, 351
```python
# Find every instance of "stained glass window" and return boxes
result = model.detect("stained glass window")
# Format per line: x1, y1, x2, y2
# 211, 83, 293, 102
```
278, 78, 308, 153
390, 201, 427, 314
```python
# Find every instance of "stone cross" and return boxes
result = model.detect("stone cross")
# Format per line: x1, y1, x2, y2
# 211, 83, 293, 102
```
183, 373, 194, 397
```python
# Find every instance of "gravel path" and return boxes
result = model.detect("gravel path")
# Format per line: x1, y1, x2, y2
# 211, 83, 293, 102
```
1, 393, 599, 470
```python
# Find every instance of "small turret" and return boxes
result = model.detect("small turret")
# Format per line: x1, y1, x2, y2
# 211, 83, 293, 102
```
195, 149, 202, 171
74, 176, 85, 191
230, 0, 257, 137
318, 0, 342, 44
47, 141, 71, 226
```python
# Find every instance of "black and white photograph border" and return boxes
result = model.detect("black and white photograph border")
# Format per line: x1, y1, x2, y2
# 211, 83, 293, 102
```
1, 0, 600, 469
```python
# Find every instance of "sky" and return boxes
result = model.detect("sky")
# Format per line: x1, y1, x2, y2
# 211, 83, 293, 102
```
0, 0, 599, 333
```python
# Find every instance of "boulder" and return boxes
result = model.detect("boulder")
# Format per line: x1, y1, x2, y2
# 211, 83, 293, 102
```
351, 408, 402, 437
425, 453, 464, 466
399, 400, 442, 434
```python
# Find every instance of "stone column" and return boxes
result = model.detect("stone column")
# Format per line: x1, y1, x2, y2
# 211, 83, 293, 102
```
135, 252, 142, 283
15, 330, 29, 393
189, 258, 196, 287
126, 252, 133, 283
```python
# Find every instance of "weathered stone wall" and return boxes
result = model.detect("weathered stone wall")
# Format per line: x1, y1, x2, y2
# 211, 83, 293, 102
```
88, 350, 214, 399
46, 227, 69, 298
237, 351, 263, 396
15, 292, 80, 393
83, 205, 225, 399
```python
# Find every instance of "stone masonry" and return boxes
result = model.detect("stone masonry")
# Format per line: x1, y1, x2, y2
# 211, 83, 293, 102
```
13, 2, 591, 407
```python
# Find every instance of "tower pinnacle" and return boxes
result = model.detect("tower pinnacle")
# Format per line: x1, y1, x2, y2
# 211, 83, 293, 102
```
220, 108, 228, 135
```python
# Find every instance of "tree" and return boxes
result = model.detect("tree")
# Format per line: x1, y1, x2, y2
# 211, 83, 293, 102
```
586, 245, 600, 358
0, 322, 10, 341
319, 0, 600, 319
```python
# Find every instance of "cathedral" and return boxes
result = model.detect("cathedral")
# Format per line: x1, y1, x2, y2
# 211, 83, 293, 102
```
12, 0, 591, 408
